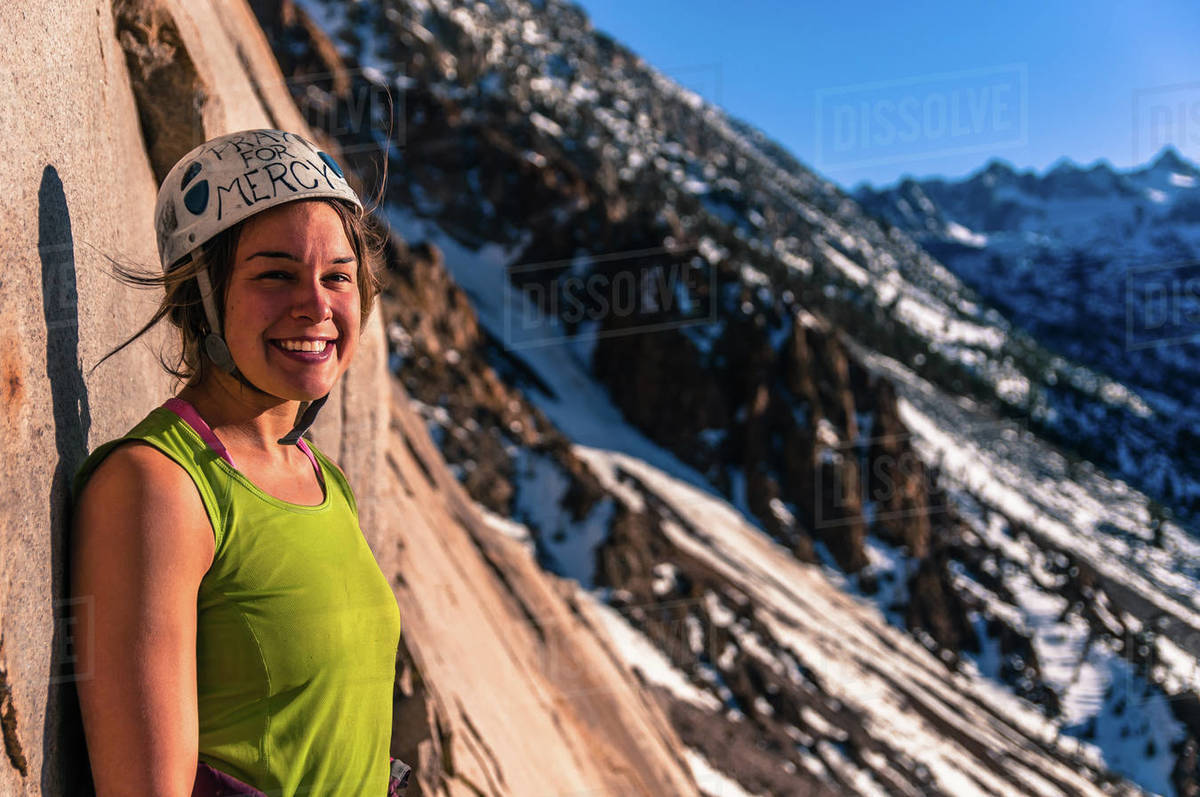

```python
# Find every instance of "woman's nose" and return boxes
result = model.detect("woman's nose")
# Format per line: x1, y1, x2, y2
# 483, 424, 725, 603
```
291, 274, 332, 321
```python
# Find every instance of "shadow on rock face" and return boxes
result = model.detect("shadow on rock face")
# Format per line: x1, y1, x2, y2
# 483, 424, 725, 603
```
38, 163, 94, 796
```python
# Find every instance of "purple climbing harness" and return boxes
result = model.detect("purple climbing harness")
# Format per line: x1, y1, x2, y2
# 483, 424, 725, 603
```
191, 757, 411, 796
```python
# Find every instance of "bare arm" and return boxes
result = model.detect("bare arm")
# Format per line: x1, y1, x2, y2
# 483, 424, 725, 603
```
70, 442, 215, 796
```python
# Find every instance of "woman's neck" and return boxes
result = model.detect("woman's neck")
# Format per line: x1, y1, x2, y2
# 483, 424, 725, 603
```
176, 372, 302, 457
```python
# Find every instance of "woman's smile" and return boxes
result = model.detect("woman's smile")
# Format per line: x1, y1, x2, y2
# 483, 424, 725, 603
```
268, 336, 337, 363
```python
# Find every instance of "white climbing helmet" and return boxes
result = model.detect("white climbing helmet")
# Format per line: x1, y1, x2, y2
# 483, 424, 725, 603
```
153, 129, 363, 446
155, 128, 362, 272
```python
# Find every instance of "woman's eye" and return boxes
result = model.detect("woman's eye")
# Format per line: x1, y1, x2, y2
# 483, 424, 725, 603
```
255, 271, 352, 283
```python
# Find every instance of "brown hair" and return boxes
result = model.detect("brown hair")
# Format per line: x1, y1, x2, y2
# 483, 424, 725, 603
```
91, 198, 385, 386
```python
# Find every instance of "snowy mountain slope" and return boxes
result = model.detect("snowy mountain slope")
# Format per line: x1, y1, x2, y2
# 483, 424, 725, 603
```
856, 153, 1200, 522
386, 200, 1186, 795
847, 341, 1200, 795
380, 207, 1147, 793
249, 0, 1200, 792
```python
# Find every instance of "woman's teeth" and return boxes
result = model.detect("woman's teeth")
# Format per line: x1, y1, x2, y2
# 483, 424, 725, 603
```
276, 339, 329, 352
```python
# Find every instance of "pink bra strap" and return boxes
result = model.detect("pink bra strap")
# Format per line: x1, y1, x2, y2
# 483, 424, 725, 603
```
163, 397, 236, 468
162, 397, 322, 483
295, 438, 320, 479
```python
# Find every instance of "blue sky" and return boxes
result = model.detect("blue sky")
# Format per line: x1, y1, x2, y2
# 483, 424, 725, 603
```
573, 0, 1200, 189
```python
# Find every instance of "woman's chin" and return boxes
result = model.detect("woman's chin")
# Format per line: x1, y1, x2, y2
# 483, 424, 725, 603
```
249, 357, 340, 398
249, 376, 335, 404
280, 383, 334, 402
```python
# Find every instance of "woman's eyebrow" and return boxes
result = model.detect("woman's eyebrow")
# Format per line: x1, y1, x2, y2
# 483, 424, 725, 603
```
246, 250, 299, 261
246, 251, 357, 264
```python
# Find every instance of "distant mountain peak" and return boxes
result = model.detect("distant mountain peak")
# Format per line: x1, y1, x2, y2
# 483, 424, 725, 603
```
963, 158, 1019, 190
855, 144, 1200, 246
1047, 157, 1082, 175
981, 158, 1016, 176
1150, 144, 1196, 175
870, 149, 1196, 197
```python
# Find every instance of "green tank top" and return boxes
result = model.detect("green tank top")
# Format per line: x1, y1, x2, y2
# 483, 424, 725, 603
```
70, 402, 402, 796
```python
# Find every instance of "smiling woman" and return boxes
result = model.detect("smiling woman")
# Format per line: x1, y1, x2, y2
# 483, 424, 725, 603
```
68, 130, 410, 796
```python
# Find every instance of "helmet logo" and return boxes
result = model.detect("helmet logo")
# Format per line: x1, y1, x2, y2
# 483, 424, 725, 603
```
184, 180, 210, 215
182, 161, 203, 188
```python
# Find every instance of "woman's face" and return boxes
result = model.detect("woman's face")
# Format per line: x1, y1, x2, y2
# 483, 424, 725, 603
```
222, 200, 361, 402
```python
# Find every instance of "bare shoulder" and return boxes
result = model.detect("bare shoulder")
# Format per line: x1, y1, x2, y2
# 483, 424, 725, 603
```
71, 440, 211, 790
73, 440, 215, 573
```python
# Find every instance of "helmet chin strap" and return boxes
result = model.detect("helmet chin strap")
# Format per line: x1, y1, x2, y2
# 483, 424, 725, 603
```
196, 267, 330, 447
276, 393, 330, 446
